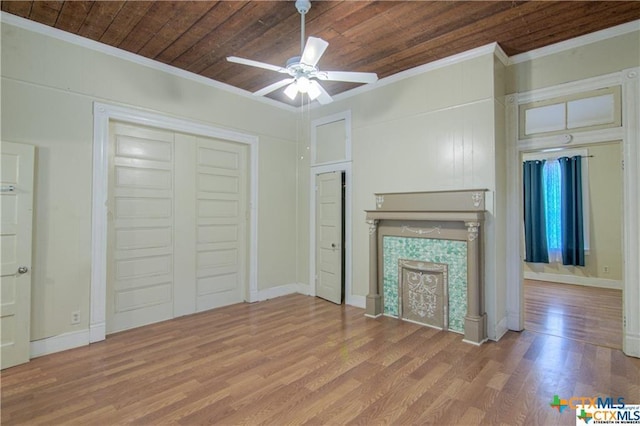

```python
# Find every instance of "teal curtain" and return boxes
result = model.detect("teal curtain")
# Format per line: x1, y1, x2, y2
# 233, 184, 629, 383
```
523, 160, 549, 263
559, 156, 585, 266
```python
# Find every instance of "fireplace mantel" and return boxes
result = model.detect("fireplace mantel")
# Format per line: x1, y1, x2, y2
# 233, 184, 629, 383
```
365, 189, 488, 345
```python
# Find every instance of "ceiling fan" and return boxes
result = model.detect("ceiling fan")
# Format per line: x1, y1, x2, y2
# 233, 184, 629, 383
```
227, 0, 378, 105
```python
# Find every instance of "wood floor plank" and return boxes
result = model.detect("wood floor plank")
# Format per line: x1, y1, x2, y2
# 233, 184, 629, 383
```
524, 279, 623, 348
1, 294, 638, 425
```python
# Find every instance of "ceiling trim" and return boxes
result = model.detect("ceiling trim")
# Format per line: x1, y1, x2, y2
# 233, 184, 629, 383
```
0, 12, 298, 113
509, 19, 640, 65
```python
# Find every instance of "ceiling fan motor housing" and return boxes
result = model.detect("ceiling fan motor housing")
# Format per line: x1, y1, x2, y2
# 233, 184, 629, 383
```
286, 56, 318, 78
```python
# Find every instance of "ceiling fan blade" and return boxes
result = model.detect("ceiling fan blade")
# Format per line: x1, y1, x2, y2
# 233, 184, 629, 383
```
254, 78, 295, 97
227, 56, 288, 73
319, 70, 378, 84
300, 37, 329, 67
310, 81, 333, 105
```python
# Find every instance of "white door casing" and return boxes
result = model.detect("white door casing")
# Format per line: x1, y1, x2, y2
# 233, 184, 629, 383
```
315, 171, 342, 304
1, 142, 35, 369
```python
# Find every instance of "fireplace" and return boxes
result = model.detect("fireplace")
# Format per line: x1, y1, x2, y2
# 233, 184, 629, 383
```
365, 190, 487, 344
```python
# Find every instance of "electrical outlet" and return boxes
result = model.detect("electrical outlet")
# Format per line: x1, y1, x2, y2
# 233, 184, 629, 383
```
603, 266, 610, 274
71, 311, 80, 325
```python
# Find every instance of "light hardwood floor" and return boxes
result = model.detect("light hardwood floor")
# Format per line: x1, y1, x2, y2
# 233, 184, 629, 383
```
524, 279, 623, 349
2, 294, 639, 425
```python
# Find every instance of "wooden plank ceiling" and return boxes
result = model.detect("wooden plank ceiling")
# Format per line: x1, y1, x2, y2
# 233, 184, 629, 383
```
3, 1, 639, 106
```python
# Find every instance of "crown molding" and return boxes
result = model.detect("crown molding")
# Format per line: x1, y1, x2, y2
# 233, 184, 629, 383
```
0, 12, 297, 113
509, 19, 640, 65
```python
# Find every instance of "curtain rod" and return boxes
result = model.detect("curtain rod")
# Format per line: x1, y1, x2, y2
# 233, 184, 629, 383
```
523, 155, 594, 163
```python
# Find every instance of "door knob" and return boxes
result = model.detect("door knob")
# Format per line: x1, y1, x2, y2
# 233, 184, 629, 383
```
18, 266, 28, 274
331, 243, 336, 248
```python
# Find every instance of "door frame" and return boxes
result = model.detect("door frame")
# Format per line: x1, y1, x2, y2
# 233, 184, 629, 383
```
309, 163, 354, 305
90, 102, 259, 343
505, 68, 640, 357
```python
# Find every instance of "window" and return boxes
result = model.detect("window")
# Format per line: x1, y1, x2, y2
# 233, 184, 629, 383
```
519, 86, 621, 139
543, 159, 563, 262
523, 148, 590, 263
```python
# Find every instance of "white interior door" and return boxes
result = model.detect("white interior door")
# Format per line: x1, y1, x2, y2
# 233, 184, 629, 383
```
316, 171, 343, 304
1, 142, 35, 369
107, 122, 175, 333
195, 137, 247, 311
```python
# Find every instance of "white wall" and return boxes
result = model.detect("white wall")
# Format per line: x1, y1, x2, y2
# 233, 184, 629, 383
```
1, 20, 298, 341
305, 50, 508, 340
507, 30, 640, 93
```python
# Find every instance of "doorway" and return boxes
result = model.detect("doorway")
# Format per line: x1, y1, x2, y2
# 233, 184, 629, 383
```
520, 141, 624, 348
505, 69, 639, 357
310, 163, 352, 306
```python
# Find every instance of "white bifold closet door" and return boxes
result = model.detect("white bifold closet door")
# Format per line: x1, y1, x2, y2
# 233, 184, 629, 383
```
106, 122, 247, 334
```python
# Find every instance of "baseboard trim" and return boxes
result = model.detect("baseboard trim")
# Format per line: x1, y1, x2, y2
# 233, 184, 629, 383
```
257, 283, 313, 301
462, 338, 488, 346
30, 329, 90, 358
624, 332, 640, 358
346, 294, 366, 309
89, 322, 106, 343
524, 271, 622, 290
507, 310, 524, 332
295, 283, 312, 296
494, 316, 509, 341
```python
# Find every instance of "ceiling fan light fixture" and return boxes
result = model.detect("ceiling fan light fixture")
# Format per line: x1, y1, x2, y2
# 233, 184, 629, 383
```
296, 76, 311, 93
284, 83, 298, 100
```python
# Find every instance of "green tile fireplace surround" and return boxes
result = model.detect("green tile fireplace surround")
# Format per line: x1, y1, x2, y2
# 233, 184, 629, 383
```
383, 236, 467, 333
365, 190, 488, 345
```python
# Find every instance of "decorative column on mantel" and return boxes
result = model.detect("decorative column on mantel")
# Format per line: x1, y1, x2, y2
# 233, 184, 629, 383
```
365, 219, 382, 317
464, 221, 487, 344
